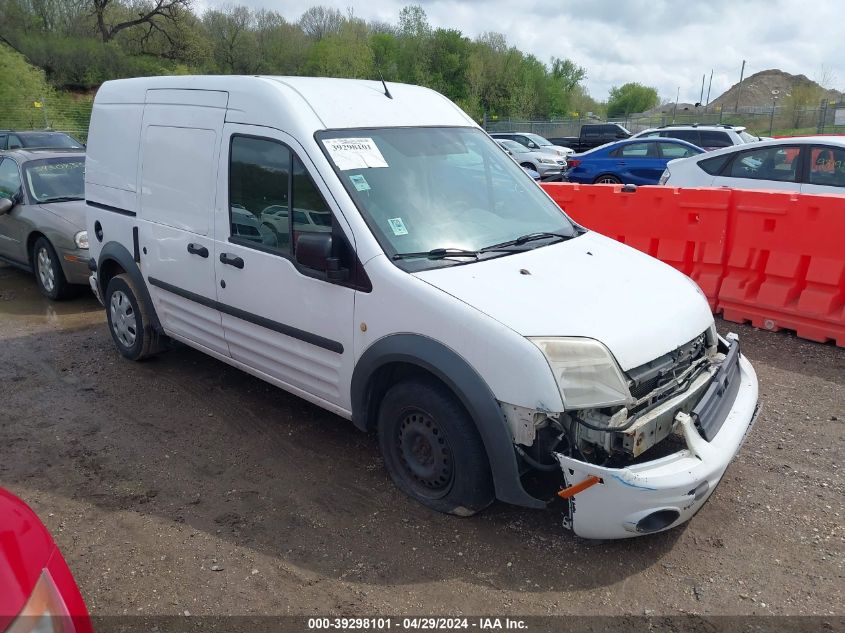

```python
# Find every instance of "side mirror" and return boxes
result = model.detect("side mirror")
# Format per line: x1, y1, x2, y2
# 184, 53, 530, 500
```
295, 232, 349, 282
0, 198, 12, 215
527, 141, 536, 148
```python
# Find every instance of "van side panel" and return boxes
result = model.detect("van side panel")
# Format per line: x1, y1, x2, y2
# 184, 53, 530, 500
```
85, 102, 143, 212
138, 92, 230, 356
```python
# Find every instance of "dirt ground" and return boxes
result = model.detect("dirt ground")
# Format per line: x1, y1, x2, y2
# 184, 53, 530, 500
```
0, 263, 842, 618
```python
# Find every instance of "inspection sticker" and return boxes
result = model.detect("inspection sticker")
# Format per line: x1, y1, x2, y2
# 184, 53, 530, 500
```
387, 218, 408, 236
349, 174, 371, 191
322, 137, 388, 170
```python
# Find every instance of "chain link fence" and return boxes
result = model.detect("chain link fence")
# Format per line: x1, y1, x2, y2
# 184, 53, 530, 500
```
0, 97, 92, 143
485, 102, 845, 139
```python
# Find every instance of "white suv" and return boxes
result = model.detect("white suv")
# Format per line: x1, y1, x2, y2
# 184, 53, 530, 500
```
633, 124, 765, 151
84, 76, 758, 539
661, 136, 845, 195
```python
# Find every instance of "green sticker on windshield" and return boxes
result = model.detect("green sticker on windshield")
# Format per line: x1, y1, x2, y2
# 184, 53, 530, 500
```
387, 218, 408, 236
349, 174, 371, 191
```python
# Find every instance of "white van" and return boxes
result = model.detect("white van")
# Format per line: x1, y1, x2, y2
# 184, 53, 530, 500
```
85, 76, 759, 539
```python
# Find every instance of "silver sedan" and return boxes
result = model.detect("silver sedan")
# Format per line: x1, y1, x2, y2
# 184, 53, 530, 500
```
495, 139, 567, 179
0, 149, 90, 300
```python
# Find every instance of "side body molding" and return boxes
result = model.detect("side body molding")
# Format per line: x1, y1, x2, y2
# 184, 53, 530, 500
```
97, 241, 163, 332
351, 334, 545, 509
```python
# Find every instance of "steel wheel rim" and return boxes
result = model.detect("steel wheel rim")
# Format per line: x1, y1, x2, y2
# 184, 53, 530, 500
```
597, 176, 619, 184
110, 290, 137, 348
36, 247, 55, 293
396, 410, 454, 498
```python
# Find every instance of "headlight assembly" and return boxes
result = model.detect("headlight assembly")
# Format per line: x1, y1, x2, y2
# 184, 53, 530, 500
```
74, 230, 89, 249
530, 337, 632, 409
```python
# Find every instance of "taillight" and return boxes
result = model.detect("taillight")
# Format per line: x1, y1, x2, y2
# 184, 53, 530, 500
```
658, 168, 670, 185
6, 570, 74, 633
567, 159, 580, 169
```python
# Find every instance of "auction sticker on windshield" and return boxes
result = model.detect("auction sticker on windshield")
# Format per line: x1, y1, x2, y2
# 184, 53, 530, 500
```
322, 137, 389, 170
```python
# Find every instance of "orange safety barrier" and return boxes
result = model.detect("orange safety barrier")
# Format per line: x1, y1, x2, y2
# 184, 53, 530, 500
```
540, 182, 845, 347
542, 183, 731, 309
718, 190, 845, 346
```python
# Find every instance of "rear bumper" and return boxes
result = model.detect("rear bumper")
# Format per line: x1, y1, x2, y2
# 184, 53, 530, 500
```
88, 272, 102, 305
555, 346, 759, 539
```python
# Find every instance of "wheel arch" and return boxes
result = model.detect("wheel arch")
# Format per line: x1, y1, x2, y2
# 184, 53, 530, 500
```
97, 241, 163, 332
351, 334, 545, 509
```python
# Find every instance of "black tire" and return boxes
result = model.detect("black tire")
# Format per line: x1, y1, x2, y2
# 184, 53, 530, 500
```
520, 162, 536, 171
104, 273, 158, 361
593, 174, 621, 184
32, 237, 72, 300
378, 378, 495, 516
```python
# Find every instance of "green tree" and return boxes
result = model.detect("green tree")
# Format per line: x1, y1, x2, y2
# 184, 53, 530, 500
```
607, 82, 658, 117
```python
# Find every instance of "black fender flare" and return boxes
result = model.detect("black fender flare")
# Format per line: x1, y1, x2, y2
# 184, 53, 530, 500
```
351, 334, 545, 509
97, 241, 163, 332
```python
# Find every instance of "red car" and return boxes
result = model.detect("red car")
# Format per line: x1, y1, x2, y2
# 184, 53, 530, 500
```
0, 488, 92, 633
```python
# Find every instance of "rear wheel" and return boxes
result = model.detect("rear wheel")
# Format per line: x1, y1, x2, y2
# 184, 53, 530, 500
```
32, 237, 72, 300
594, 174, 621, 184
105, 273, 158, 361
378, 378, 494, 516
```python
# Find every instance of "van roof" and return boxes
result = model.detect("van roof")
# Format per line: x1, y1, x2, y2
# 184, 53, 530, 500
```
94, 75, 477, 131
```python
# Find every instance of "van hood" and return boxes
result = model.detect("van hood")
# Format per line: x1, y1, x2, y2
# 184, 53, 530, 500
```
413, 231, 714, 371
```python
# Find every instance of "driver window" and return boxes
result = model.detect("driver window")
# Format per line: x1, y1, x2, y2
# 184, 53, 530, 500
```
0, 159, 21, 199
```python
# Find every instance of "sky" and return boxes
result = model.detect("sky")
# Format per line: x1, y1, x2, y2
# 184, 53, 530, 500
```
194, 0, 844, 103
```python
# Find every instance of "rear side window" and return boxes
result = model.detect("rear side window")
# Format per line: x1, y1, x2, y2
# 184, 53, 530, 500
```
612, 143, 655, 158
727, 145, 801, 182
661, 130, 700, 145
699, 131, 733, 148
229, 135, 333, 258
698, 154, 731, 175
659, 142, 699, 159
808, 146, 845, 188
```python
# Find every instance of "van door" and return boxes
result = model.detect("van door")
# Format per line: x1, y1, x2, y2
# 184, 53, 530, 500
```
138, 89, 231, 356
213, 124, 356, 414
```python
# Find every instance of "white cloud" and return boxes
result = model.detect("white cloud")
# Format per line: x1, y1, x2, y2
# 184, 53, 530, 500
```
195, 0, 844, 101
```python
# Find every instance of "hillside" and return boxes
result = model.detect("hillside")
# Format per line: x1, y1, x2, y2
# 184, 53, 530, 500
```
710, 69, 842, 110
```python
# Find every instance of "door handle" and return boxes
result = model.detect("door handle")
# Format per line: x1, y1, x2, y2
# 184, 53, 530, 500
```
219, 252, 245, 269
187, 243, 209, 258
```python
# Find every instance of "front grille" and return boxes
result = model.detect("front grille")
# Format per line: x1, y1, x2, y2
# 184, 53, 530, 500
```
626, 332, 708, 406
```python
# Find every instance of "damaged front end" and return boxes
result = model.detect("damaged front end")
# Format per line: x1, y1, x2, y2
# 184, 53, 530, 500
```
502, 328, 760, 539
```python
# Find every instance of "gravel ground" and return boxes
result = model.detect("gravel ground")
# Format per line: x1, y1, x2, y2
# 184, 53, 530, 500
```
0, 263, 842, 618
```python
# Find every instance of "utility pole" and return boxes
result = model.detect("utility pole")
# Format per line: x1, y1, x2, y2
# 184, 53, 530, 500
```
672, 86, 680, 123
705, 69, 714, 109
699, 74, 705, 105
735, 60, 746, 112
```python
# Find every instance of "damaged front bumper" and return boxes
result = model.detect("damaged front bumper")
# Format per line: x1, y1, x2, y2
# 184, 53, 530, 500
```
555, 339, 759, 539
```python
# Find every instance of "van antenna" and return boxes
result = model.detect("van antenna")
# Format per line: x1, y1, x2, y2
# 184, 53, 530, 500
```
377, 69, 393, 100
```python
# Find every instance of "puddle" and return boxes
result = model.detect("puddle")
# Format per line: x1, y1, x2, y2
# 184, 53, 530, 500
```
0, 264, 104, 338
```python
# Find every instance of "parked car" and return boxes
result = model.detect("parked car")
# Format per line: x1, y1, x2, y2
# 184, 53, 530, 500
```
660, 136, 845, 195
632, 124, 766, 151
231, 206, 278, 247
0, 488, 93, 633
0, 149, 89, 299
85, 76, 758, 540
0, 130, 83, 150
565, 137, 704, 185
549, 123, 632, 153
495, 139, 566, 179
489, 132, 573, 157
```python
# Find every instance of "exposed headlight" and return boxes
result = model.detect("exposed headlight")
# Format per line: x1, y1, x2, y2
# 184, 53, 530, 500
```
538, 157, 555, 164
530, 337, 632, 409
74, 230, 89, 249
658, 168, 670, 185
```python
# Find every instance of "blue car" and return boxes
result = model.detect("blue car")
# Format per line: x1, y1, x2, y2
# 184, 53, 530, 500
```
565, 137, 704, 185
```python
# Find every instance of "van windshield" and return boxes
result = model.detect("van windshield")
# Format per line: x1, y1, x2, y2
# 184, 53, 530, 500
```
317, 127, 577, 270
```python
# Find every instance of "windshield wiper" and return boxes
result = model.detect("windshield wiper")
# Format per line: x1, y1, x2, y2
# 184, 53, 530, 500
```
40, 196, 83, 203
392, 248, 480, 261
480, 231, 573, 252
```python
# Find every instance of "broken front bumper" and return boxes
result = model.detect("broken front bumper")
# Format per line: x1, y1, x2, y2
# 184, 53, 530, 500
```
555, 342, 759, 540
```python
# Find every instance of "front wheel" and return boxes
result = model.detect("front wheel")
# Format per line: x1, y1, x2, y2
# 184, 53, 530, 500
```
520, 162, 536, 171
32, 237, 72, 300
105, 273, 159, 361
593, 174, 621, 184
378, 378, 494, 516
